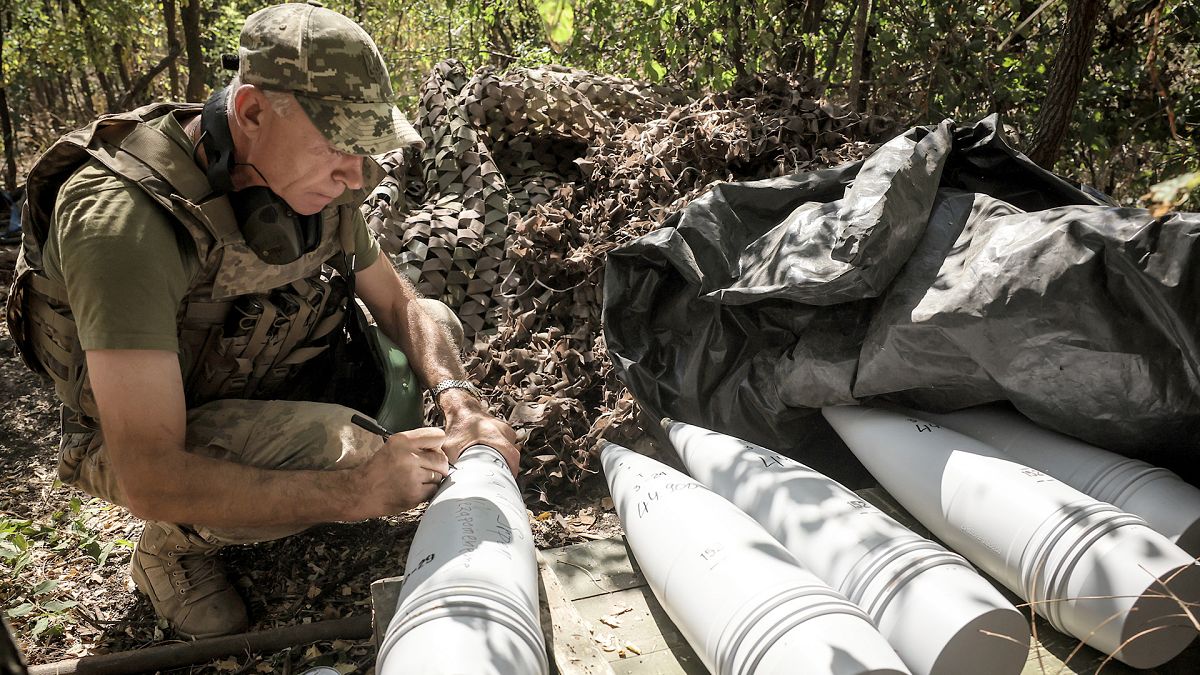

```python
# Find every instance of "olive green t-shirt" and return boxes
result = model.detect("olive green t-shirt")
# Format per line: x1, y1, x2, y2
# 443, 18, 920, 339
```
41, 110, 380, 352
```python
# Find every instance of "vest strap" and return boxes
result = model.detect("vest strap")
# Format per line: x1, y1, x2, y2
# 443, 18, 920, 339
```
27, 272, 69, 304
117, 124, 211, 201
25, 292, 76, 338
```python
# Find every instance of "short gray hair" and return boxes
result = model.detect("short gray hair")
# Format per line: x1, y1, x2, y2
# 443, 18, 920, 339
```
227, 75, 296, 117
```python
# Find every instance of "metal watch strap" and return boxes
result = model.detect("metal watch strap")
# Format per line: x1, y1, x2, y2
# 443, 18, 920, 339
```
430, 379, 482, 403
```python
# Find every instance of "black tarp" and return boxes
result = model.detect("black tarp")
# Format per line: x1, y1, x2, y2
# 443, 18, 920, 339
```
603, 116, 1200, 483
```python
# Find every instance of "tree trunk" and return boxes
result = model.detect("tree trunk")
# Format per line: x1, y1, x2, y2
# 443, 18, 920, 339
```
821, 4, 858, 85
162, 0, 181, 98
79, 72, 96, 116
70, 0, 118, 111
199, 4, 224, 88
727, 3, 746, 78
861, 13, 877, 115
49, 77, 61, 112
182, 0, 206, 101
777, 0, 826, 77
801, 0, 827, 75
58, 73, 71, 112
847, 0, 873, 113
60, 73, 77, 118
778, 0, 804, 73
0, 86, 15, 191
0, 10, 18, 191
31, 79, 48, 111
1027, 0, 1103, 168
112, 43, 134, 93
60, 72, 83, 120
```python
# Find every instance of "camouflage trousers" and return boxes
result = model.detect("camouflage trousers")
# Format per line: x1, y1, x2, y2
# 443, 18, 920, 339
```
57, 399, 389, 546
56, 300, 463, 548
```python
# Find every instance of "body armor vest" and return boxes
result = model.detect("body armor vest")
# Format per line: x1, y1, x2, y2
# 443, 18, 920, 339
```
6, 102, 361, 431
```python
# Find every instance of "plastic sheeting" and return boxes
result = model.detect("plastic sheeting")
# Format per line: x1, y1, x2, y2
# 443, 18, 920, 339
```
603, 116, 1200, 480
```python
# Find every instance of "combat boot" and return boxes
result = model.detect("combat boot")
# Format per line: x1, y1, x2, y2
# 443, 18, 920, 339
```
129, 521, 249, 638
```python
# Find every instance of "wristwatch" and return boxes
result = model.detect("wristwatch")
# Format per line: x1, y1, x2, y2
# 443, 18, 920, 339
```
430, 379, 483, 403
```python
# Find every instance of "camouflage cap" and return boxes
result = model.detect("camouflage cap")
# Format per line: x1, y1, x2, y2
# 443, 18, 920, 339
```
238, 2, 424, 155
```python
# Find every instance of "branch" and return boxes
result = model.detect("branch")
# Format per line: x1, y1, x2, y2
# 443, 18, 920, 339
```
27, 614, 371, 675
997, 0, 1058, 52
1144, 0, 1181, 141
119, 45, 183, 110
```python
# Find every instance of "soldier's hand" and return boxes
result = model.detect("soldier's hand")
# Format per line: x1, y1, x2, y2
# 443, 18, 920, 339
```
443, 410, 520, 477
355, 427, 448, 517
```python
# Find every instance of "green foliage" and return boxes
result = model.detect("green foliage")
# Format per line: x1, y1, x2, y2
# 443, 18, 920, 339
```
4, 579, 75, 641
536, 0, 574, 47
1, 516, 74, 640
0, 0, 1196, 204
1146, 171, 1200, 215
1, 496, 133, 642
0, 516, 49, 576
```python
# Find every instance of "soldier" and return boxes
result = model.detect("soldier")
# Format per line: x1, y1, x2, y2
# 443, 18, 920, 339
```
5, 2, 519, 638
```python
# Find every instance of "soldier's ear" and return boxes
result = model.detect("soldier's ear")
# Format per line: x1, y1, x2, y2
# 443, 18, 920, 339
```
231, 85, 270, 140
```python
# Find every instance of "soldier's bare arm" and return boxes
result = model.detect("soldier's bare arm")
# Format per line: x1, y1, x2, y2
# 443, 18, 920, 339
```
85, 348, 449, 527
354, 255, 521, 475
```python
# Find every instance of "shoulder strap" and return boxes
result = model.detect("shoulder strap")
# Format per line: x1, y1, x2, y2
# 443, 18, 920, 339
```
23, 103, 236, 250
86, 109, 240, 244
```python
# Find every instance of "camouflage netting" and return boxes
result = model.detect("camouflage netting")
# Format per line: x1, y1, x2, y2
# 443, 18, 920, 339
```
360, 60, 889, 503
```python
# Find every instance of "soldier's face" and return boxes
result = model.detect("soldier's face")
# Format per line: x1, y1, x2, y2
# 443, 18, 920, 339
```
250, 103, 366, 215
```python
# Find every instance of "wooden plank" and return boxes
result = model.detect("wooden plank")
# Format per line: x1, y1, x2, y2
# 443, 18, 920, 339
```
537, 551, 617, 675
573, 586, 706, 675
369, 574, 404, 648
544, 536, 646, 601
610, 648, 707, 675
543, 537, 704, 675
575, 587, 687, 657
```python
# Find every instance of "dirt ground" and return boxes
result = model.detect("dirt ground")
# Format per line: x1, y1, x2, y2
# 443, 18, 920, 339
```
0, 244, 627, 674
